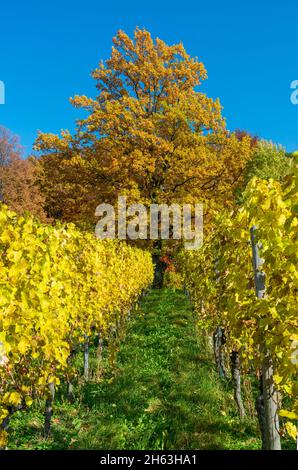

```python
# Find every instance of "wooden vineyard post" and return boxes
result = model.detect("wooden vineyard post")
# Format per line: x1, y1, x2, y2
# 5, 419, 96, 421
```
213, 326, 228, 379
230, 350, 246, 419
250, 226, 281, 450
96, 333, 104, 378
44, 382, 55, 438
84, 335, 89, 381
213, 258, 228, 380
66, 347, 76, 401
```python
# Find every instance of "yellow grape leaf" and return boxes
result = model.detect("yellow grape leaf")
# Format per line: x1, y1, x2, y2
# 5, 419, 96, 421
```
279, 409, 298, 420
0, 430, 8, 448
25, 396, 33, 407
5, 391, 22, 407
18, 339, 28, 354
0, 408, 9, 422
285, 422, 297, 441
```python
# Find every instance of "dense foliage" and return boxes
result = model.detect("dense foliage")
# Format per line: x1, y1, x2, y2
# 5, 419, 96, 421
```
0, 204, 153, 446
178, 157, 298, 441
35, 28, 253, 232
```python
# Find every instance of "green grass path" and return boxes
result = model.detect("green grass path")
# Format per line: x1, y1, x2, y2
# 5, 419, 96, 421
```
9, 289, 260, 450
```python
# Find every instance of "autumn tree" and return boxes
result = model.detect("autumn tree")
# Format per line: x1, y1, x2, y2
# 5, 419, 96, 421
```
234, 139, 293, 203
36, 28, 253, 232
241, 140, 291, 183
0, 126, 20, 202
0, 126, 47, 221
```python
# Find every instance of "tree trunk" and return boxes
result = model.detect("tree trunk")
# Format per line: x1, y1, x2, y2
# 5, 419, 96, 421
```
152, 254, 166, 288
152, 239, 166, 288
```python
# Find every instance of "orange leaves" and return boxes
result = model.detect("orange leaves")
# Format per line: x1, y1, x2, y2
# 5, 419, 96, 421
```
105, 28, 206, 100
0, 127, 47, 222
35, 28, 253, 232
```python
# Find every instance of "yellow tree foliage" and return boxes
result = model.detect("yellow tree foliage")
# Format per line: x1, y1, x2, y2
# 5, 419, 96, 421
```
35, 28, 253, 230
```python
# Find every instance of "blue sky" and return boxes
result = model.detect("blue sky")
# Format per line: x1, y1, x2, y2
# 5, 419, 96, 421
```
0, 0, 297, 155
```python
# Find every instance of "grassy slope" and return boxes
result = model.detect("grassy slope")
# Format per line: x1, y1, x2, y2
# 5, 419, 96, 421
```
8, 289, 261, 450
